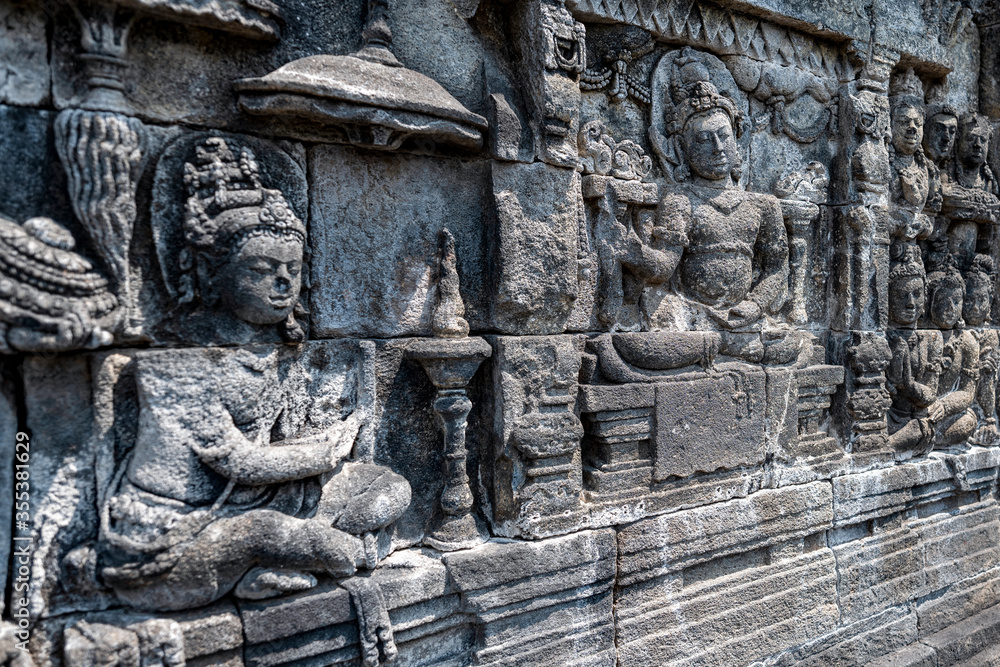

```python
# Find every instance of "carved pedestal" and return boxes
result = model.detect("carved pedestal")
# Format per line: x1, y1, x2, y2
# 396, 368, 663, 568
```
407, 337, 491, 551
779, 199, 820, 326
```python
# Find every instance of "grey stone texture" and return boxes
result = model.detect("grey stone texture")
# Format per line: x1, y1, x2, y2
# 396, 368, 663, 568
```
7, 0, 1000, 665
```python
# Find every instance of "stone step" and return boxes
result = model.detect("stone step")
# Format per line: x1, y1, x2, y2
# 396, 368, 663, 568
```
953, 642, 1000, 667
867, 602, 1000, 666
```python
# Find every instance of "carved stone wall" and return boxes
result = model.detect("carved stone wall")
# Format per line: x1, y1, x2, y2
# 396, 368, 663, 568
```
4, 0, 1000, 665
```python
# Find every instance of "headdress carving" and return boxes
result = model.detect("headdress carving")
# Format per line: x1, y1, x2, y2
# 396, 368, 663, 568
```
663, 48, 743, 141
965, 253, 995, 287
649, 47, 746, 182
889, 243, 926, 283
182, 137, 306, 255
927, 258, 965, 295
889, 68, 925, 109
959, 112, 993, 141
177, 137, 307, 309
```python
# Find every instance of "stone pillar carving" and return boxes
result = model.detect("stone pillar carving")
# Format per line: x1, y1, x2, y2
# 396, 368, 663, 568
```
409, 233, 491, 550
512, 0, 585, 168
839, 331, 893, 453
408, 338, 491, 551
775, 162, 829, 326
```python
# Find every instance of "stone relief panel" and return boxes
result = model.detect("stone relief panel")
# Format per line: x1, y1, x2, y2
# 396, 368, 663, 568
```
8, 0, 1000, 665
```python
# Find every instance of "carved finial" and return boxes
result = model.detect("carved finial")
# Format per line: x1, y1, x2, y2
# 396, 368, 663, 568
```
889, 68, 924, 103
358, 0, 401, 66
431, 228, 470, 338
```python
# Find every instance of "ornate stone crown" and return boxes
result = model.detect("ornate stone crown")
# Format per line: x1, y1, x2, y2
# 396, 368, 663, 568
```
664, 48, 744, 140
182, 137, 306, 254
889, 243, 926, 283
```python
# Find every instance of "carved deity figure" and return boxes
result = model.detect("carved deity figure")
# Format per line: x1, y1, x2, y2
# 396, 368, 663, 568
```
888, 70, 936, 244
171, 137, 308, 345
965, 254, 1000, 445
96, 139, 412, 621
652, 49, 788, 330
887, 246, 941, 458
927, 261, 980, 447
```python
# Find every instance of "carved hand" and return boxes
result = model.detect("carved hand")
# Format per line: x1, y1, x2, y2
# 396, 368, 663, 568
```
928, 400, 947, 423
724, 300, 763, 329
330, 413, 364, 466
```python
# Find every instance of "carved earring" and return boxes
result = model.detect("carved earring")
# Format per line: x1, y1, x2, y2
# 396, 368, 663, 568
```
280, 309, 305, 343
195, 255, 219, 307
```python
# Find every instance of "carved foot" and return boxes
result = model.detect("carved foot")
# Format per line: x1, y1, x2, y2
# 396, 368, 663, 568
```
234, 568, 318, 600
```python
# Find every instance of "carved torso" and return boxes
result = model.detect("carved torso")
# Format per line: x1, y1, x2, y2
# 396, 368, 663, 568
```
668, 186, 786, 309
891, 156, 930, 210
126, 348, 304, 506
887, 329, 943, 417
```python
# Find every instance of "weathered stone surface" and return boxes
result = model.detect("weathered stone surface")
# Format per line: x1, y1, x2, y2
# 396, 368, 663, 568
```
9, 0, 1000, 664
309, 145, 487, 338
0, 0, 49, 107
488, 161, 580, 334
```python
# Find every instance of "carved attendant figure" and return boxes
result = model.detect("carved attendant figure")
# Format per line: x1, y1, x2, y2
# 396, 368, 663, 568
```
888, 70, 935, 243
653, 50, 788, 330
964, 255, 1000, 445
923, 102, 958, 175
927, 262, 980, 447
887, 246, 941, 458
98, 139, 411, 621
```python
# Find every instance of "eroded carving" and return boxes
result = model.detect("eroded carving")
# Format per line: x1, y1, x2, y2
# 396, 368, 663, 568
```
648, 48, 788, 331
513, 0, 586, 167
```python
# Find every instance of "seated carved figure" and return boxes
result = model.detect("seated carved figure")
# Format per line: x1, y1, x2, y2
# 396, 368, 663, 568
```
651, 50, 788, 330
96, 139, 411, 619
965, 255, 1000, 445
927, 261, 979, 447
887, 247, 942, 459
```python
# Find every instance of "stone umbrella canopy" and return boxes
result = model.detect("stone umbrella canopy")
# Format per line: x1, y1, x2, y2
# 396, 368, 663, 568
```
235, 0, 488, 152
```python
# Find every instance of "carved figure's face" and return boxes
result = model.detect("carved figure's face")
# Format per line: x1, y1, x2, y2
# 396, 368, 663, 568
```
683, 110, 738, 181
889, 276, 925, 327
891, 104, 924, 156
964, 279, 992, 326
215, 234, 303, 325
924, 114, 957, 163
930, 284, 963, 329
959, 124, 990, 168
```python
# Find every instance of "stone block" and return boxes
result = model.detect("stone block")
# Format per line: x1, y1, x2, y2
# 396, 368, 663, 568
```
309, 145, 488, 338
616, 546, 838, 666
444, 531, 617, 667
0, 0, 49, 107
618, 482, 833, 587
488, 161, 580, 334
